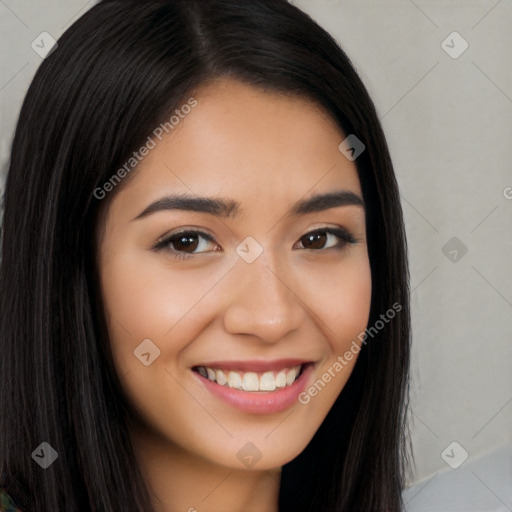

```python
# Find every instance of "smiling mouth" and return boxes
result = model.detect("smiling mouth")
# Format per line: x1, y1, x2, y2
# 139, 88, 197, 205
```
192, 363, 309, 392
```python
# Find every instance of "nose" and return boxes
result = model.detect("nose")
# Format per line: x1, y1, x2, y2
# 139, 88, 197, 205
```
222, 256, 307, 344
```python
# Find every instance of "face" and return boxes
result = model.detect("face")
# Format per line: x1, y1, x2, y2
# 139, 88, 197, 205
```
97, 78, 372, 471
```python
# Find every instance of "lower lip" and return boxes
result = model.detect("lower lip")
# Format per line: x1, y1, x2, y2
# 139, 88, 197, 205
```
194, 364, 313, 414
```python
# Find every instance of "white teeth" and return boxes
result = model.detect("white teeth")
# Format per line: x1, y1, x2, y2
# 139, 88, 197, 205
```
228, 371, 242, 389
275, 371, 287, 388
259, 372, 276, 391
197, 364, 303, 392
216, 369, 227, 385
242, 372, 259, 391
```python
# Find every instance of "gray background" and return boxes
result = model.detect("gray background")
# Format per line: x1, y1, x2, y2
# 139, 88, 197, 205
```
1, 1, 511, 510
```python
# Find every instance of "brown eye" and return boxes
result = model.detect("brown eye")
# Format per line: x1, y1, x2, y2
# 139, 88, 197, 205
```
153, 230, 218, 259
171, 233, 200, 252
301, 231, 328, 250
296, 228, 357, 251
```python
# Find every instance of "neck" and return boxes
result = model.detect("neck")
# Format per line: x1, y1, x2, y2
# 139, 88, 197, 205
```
130, 422, 281, 512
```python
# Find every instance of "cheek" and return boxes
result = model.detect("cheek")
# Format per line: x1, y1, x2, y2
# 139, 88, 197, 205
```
309, 249, 372, 353
98, 249, 183, 375
299, 253, 371, 411
98, 248, 217, 369
327, 260, 372, 351
97, 250, 201, 433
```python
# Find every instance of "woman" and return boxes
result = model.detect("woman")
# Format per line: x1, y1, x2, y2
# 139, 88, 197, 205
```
0, 0, 412, 510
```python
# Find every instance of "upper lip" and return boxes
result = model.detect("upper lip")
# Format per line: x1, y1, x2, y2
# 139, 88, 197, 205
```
193, 358, 312, 373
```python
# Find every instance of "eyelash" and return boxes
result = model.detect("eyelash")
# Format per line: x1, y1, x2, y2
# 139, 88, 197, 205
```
153, 227, 359, 261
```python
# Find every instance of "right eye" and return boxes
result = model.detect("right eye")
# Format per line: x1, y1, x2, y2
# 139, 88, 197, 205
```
153, 230, 221, 260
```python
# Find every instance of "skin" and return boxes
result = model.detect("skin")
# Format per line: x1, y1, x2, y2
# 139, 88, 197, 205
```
97, 78, 372, 512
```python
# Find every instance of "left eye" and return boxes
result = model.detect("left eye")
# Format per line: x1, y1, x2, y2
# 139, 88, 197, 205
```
294, 228, 356, 251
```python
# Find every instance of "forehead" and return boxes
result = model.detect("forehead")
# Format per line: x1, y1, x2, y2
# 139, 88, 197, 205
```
104, 78, 362, 224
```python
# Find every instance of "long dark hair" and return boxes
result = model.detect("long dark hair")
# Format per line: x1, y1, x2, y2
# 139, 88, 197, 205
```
0, 1, 412, 510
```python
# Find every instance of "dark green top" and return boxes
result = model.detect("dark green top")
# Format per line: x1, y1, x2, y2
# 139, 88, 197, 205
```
0, 487, 23, 512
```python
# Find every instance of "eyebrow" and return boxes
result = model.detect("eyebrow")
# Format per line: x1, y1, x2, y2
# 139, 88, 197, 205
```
131, 189, 364, 221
